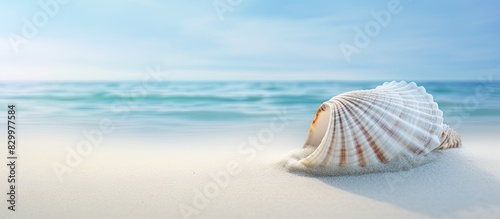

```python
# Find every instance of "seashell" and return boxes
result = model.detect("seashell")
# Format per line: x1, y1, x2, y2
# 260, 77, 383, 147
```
285, 81, 461, 175
437, 124, 462, 150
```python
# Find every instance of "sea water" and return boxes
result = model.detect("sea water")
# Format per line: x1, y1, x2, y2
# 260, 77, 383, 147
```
1, 81, 499, 140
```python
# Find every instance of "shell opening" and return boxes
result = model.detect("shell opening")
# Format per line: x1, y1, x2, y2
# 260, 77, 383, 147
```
304, 104, 331, 148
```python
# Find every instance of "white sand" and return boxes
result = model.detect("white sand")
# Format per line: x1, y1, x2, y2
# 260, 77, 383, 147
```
2, 132, 500, 219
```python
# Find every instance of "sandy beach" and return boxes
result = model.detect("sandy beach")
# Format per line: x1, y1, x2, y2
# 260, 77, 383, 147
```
2, 129, 499, 219
2, 0, 500, 218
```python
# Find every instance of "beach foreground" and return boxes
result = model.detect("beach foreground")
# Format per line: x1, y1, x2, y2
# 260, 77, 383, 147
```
2, 131, 500, 219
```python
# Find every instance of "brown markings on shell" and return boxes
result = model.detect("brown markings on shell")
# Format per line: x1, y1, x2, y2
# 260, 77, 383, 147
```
354, 136, 366, 167
338, 104, 347, 167
422, 125, 438, 152
347, 97, 428, 155
395, 96, 442, 152
320, 106, 337, 167
405, 110, 439, 152
340, 98, 388, 164
338, 98, 366, 167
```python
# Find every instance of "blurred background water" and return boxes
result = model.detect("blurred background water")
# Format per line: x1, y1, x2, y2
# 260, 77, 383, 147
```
1, 81, 499, 139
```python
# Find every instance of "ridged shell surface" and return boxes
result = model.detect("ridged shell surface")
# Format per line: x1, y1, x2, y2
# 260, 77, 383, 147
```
287, 81, 460, 175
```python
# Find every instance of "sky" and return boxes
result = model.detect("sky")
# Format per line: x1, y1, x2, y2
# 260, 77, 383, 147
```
0, 0, 499, 81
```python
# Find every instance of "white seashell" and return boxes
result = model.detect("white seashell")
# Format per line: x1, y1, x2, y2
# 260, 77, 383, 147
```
285, 81, 461, 175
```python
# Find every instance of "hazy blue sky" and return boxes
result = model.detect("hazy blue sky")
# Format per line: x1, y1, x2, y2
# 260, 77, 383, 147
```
1, 0, 499, 80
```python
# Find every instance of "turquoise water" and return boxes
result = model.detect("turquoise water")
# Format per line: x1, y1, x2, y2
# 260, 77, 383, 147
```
1, 81, 499, 137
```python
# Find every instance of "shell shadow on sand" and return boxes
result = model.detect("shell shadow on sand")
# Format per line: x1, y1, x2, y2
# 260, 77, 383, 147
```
312, 150, 500, 217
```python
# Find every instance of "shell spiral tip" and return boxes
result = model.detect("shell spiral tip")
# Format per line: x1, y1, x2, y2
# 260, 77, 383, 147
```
437, 124, 462, 150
